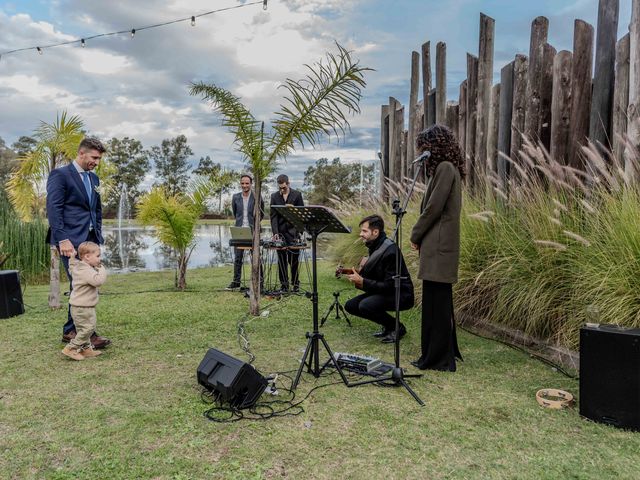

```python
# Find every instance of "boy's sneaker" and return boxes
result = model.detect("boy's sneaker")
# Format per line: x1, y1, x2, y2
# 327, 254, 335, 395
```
80, 346, 102, 358
226, 282, 241, 290
61, 345, 85, 361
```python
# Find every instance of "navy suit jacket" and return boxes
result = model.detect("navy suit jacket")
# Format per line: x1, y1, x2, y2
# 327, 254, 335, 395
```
46, 163, 103, 247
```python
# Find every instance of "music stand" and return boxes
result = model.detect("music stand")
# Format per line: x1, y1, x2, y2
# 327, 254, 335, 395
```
271, 205, 350, 388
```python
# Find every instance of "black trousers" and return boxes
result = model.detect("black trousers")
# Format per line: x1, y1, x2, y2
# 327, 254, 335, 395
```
344, 293, 412, 331
414, 280, 462, 371
232, 248, 263, 285
232, 248, 245, 284
277, 248, 300, 289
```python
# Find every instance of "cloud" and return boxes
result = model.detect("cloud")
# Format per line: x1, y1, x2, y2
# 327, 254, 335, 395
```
1, 0, 630, 195
77, 49, 131, 75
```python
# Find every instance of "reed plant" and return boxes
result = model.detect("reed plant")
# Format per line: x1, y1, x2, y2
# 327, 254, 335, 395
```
0, 188, 49, 282
330, 136, 640, 350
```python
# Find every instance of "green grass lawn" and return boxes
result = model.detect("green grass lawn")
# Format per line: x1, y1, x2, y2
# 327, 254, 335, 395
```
1, 263, 638, 479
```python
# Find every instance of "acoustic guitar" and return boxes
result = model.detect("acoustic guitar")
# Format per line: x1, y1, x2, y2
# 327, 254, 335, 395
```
335, 256, 368, 278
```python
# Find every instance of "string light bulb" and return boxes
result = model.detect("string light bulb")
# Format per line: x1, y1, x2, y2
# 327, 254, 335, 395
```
37, 47, 43, 55
131, 28, 136, 38
191, 16, 196, 26
81, 38, 86, 48
263, 0, 268, 10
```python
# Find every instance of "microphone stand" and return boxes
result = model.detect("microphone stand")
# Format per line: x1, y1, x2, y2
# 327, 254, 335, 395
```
347, 158, 425, 406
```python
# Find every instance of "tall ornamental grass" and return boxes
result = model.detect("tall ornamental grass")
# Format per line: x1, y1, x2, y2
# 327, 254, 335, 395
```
0, 189, 49, 282
330, 137, 640, 350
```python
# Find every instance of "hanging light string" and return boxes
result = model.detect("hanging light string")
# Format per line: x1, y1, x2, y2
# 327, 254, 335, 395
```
0, 0, 268, 57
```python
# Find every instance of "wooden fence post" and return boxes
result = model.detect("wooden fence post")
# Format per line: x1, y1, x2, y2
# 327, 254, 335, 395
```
612, 34, 630, 166
459, 80, 468, 157
422, 41, 432, 129
446, 101, 460, 139
510, 54, 529, 175
408, 51, 420, 173
380, 104, 390, 197
550, 51, 573, 164
414, 100, 425, 179
568, 20, 595, 170
401, 129, 408, 179
427, 89, 436, 127
388, 97, 399, 183
395, 105, 405, 182
487, 83, 501, 174
466, 53, 479, 191
589, 0, 620, 151
498, 62, 514, 188
524, 16, 549, 143
539, 43, 557, 151
626, 0, 640, 181
436, 42, 447, 123
475, 13, 495, 183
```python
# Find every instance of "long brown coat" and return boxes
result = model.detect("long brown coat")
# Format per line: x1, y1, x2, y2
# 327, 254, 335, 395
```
410, 161, 462, 284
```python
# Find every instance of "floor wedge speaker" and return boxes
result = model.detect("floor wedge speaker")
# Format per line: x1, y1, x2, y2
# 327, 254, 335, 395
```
0, 270, 24, 319
580, 324, 640, 431
197, 348, 267, 409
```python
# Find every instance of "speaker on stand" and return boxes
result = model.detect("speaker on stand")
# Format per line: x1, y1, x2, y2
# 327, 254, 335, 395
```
580, 324, 640, 431
197, 348, 267, 409
0, 270, 24, 319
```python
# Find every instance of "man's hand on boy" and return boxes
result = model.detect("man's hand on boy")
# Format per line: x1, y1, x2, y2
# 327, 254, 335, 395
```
59, 239, 75, 257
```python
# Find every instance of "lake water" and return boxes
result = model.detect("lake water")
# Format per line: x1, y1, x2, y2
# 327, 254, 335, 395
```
101, 223, 340, 274
102, 224, 269, 273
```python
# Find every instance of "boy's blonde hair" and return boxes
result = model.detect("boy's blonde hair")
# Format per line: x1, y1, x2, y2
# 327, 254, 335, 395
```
78, 241, 100, 259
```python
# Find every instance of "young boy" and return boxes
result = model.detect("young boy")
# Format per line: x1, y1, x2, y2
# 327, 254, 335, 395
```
61, 241, 107, 361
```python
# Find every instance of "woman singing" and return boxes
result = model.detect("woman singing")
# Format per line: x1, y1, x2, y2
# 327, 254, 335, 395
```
410, 124, 464, 371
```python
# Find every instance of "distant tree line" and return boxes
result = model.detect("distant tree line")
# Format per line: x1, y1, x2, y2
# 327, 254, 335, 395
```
0, 129, 238, 217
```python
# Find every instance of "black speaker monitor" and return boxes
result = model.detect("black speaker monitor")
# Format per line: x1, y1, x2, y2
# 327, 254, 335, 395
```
197, 348, 267, 409
0, 270, 24, 319
580, 324, 640, 431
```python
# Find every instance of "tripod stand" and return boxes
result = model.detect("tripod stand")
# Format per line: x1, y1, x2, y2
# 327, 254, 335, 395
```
271, 206, 351, 389
347, 160, 425, 406
320, 290, 351, 327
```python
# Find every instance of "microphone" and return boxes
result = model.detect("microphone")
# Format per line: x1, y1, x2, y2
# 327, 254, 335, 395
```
412, 150, 431, 164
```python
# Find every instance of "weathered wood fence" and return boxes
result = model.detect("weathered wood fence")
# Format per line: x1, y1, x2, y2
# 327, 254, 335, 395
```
378, 0, 640, 197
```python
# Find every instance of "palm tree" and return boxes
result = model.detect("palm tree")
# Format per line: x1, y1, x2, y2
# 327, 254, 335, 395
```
137, 180, 214, 290
190, 43, 370, 315
6, 111, 84, 308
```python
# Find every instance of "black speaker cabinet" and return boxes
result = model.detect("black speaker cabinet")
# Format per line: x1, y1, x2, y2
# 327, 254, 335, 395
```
580, 324, 640, 431
197, 348, 267, 409
0, 270, 24, 319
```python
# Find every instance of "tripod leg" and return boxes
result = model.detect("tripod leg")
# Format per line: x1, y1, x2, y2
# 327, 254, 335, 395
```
397, 378, 425, 406
293, 336, 314, 389
337, 303, 352, 327
320, 302, 337, 327
319, 336, 349, 386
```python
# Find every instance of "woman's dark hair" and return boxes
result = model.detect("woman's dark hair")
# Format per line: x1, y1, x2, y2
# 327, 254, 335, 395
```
415, 124, 465, 180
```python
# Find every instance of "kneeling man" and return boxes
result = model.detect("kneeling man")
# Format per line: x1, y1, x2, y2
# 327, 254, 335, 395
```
344, 215, 414, 343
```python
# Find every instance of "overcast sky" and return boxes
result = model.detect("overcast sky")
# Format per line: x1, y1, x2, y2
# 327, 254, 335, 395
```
0, 0, 634, 191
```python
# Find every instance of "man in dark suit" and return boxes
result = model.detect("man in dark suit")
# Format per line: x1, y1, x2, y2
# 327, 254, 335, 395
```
269, 174, 304, 292
46, 137, 110, 349
227, 173, 264, 290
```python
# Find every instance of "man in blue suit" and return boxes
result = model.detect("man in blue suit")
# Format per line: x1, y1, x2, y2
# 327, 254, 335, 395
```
46, 137, 111, 349
227, 173, 264, 289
